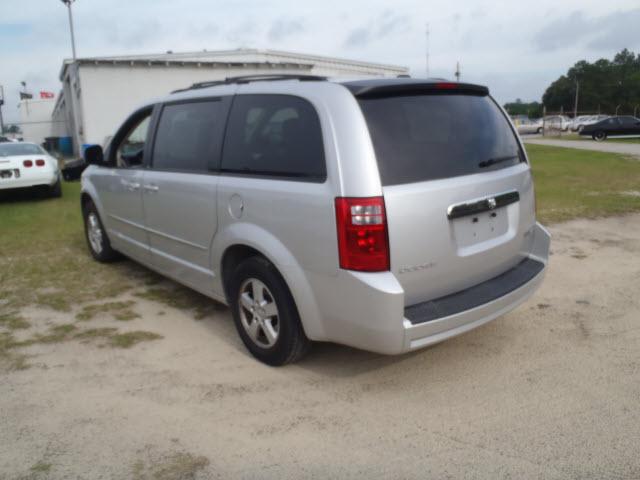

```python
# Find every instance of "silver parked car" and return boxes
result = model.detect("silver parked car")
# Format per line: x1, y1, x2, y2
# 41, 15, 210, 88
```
80, 75, 550, 365
516, 118, 543, 135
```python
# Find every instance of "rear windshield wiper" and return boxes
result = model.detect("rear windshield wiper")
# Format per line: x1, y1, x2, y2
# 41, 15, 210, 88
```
478, 155, 519, 168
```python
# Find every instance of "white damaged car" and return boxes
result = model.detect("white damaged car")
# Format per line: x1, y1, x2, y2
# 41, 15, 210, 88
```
0, 142, 62, 197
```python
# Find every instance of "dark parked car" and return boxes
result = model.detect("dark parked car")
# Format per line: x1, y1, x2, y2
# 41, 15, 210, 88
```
580, 115, 640, 141
61, 158, 88, 181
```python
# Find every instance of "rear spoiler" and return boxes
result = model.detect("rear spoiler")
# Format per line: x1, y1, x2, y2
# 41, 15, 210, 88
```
350, 82, 489, 99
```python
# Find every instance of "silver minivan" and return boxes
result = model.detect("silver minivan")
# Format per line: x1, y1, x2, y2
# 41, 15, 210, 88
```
81, 75, 550, 365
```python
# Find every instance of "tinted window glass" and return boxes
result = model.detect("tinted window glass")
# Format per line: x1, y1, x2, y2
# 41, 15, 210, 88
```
117, 115, 150, 168
619, 116, 637, 125
222, 95, 326, 180
0, 143, 45, 156
153, 100, 225, 172
358, 94, 524, 186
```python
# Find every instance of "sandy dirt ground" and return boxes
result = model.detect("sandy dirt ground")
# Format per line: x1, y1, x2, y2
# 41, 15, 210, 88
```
1, 215, 640, 479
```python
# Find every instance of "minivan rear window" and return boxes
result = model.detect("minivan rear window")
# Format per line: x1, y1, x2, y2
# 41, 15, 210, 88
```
358, 94, 524, 186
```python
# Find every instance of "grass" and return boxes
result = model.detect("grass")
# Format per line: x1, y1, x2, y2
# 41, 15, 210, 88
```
132, 452, 210, 480
562, 133, 640, 144
0, 331, 30, 371
0, 319, 161, 371
28, 324, 162, 349
76, 300, 140, 321
108, 330, 163, 348
0, 183, 161, 316
526, 144, 640, 223
0, 312, 30, 330
30, 461, 52, 474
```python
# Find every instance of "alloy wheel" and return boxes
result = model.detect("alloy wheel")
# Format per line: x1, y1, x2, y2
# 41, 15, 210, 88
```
87, 212, 103, 254
238, 278, 280, 348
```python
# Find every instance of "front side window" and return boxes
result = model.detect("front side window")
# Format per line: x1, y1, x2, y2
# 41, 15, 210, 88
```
152, 100, 226, 172
116, 114, 151, 168
221, 95, 326, 181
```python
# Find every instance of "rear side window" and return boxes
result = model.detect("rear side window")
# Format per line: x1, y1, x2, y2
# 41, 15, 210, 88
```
152, 100, 226, 172
222, 94, 326, 181
619, 116, 638, 125
358, 94, 524, 186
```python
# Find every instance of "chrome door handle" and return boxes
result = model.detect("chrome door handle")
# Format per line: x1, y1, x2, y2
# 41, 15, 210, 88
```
143, 184, 159, 193
122, 180, 141, 192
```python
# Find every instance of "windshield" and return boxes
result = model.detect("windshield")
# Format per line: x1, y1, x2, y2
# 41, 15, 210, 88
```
0, 143, 45, 157
358, 93, 524, 186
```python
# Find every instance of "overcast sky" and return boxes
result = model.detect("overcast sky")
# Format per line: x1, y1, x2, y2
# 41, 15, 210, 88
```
1, 0, 639, 122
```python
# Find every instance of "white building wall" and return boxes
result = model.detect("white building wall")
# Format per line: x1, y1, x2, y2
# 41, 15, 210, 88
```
18, 99, 55, 145
78, 64, 313, 148
59, 49, 409, 154
50, 97, 70, 137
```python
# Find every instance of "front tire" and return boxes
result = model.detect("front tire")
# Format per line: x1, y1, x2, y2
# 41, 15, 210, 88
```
593, 131, 607, 142
229, 256, 310, 366
83, 201, 120, 262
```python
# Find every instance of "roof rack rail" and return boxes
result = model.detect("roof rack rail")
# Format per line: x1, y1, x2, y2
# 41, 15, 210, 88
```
171, 74, 327, 94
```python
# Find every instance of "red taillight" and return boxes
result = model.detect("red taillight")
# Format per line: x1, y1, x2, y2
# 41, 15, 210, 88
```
335, 196, 390, 272
35, 159, 45, 167
23, 160, 33, 168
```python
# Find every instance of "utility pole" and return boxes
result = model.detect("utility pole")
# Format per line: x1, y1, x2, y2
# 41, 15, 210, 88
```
0, 85, 4, 134
425, 23, 430, 77
454, 61, 461, 82
573, 80, 579, 118
60, 0, 77, 60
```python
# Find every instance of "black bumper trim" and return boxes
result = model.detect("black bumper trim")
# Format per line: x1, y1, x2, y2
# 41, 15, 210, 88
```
404, 258, 544, 325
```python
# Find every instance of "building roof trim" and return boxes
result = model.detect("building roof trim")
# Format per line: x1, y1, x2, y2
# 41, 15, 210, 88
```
59, 48, 408, 80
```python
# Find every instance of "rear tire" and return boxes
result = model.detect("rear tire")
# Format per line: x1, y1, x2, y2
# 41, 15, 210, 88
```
593, 131, 607, 142
228, 256, 310, 366
83, 201, 120, 262
49, 176, 62, 198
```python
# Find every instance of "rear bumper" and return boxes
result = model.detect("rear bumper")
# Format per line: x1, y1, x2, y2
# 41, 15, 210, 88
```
0, 172, 58, 190
306, 222, 550, 355
403, 257, 546, 351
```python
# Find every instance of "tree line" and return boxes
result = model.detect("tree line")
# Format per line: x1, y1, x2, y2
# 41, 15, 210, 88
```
505, 49, 640, 118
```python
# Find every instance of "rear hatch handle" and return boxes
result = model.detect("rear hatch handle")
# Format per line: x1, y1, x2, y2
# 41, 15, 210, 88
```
447, 190, 520, 220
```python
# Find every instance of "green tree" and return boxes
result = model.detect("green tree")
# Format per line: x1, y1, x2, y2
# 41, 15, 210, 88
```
542, 49, 640, 115
503, 99, 543, 118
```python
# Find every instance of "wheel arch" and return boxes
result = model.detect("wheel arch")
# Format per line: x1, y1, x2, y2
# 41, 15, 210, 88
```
213, 224, 327, 341
80, 191, 94, 213
80, 180, 106, 218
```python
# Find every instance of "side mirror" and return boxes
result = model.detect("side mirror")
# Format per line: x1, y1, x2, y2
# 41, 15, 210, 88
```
84, 145, 104, 165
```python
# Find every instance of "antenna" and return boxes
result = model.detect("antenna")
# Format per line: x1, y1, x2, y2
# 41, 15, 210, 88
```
455, 61, 461, 82
425, 23, 430, 77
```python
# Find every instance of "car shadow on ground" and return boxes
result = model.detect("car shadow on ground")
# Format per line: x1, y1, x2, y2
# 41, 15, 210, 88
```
0, 187, 56, 202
